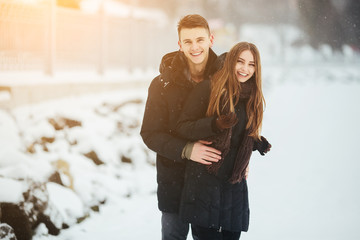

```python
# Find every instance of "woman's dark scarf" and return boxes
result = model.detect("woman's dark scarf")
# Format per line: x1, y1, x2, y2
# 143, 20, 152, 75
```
206, 79, 255, 184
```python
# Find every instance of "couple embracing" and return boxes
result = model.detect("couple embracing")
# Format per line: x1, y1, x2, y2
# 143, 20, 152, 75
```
141, 14, 271, 240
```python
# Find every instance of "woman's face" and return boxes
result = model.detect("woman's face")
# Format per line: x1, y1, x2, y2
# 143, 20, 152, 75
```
235, 50, 255, 83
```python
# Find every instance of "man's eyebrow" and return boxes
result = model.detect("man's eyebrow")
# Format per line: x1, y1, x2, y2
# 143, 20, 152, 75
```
183, 37, 204, 41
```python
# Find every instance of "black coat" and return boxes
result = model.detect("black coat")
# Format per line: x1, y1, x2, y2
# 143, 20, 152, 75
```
140, 49, 219, 213
176, 79, 250, 232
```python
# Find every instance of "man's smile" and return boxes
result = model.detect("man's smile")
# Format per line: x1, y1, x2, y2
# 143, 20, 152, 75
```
190, 52, 202, 56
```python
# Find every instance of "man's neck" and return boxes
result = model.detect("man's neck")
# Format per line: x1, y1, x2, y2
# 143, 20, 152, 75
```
189, 64, 205, 83
188, 58, 208, 83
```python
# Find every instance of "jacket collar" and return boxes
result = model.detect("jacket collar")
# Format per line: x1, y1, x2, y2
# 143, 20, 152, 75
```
159, 49, 218, 88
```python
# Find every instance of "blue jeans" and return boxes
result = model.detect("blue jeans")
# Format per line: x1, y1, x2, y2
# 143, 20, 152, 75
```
161, 212, 189, 240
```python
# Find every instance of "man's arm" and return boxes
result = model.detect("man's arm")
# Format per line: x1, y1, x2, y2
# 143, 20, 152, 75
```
175, 80, 222, 164
141, 77, 220, 164
140, 78, 187, 162
176, 80, 219, 141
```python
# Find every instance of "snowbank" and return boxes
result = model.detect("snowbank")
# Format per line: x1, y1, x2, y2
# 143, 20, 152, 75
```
0, 88, 156, 239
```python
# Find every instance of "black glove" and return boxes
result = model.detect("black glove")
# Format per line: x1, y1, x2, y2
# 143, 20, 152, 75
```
215, 112, 238, 130
253, 136, 271, 155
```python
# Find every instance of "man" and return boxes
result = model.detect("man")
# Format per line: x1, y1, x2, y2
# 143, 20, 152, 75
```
140, 14, 222, 240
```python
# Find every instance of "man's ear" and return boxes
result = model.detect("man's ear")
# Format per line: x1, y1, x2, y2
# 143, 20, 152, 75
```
209, 34, 214, 48
178, 40, 183, 51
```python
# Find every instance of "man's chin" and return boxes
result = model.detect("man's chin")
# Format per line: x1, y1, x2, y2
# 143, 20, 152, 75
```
189, 57, 205, 65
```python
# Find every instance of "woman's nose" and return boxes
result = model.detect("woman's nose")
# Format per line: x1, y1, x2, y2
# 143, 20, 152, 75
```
240, 65, 247, 72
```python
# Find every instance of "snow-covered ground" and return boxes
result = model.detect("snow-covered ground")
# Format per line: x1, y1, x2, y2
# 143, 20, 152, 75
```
0, 88, 162, 239
1, 67, 359, 240
247, 81, 360, 240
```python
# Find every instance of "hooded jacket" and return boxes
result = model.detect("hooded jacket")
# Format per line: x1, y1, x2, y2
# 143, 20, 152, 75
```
140, 49, 219, 213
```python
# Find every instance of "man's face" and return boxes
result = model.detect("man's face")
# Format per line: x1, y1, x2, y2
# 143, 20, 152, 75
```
178, 27, 214, 67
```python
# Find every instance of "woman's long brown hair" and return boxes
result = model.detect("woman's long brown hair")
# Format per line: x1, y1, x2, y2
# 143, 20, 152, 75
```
206, 42, 265, 140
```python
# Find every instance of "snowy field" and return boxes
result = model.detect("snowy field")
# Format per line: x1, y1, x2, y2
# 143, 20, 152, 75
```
1, 67, 360, 240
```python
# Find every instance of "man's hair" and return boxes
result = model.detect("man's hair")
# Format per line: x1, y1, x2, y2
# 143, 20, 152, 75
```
177, 14, 210, 38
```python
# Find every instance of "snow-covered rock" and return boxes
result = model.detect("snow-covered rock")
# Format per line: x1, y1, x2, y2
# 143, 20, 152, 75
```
0, 178, 25, 203
1, 88, 153, 239
0, 223, 17, 240
46, 182, 85, 225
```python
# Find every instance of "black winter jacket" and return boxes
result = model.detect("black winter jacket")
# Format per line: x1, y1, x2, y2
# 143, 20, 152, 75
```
140, 49, 219, 213
176, 79, 250, 232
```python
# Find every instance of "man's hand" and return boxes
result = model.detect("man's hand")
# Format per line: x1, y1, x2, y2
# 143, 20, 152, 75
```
190, 140, 222, 165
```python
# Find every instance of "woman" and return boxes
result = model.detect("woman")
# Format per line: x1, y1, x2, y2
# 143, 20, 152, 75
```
176, 42, 271, 239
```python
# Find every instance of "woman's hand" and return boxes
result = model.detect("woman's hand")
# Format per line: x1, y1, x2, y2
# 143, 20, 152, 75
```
253, 136, 272, 155
245, 165, 249, 179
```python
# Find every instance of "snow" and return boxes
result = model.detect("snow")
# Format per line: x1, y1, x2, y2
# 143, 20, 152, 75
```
246, 81, 360, 240
0, 87, 160, 238
0, 178, 25, 203
1, 23, 360, 240
46, 182, 85, 225
6, 77, 354, 240
0, 110, 21, 150
1, 72, 359, 240
0, 223, 18, 240
0, 150, 53, 182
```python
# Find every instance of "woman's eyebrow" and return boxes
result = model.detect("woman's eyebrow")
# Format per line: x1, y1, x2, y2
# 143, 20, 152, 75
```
238, 57, 255, 64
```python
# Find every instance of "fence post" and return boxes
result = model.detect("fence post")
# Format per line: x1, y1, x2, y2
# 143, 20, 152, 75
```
129, 0, 138, 73
98, 1, 106, 75
45, 0, 56, 76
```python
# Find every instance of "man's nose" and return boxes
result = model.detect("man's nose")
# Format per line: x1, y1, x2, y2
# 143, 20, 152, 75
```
191, 42, 199, 50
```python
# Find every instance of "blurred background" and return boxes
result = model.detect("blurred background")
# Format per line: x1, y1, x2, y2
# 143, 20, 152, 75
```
1, 0, 359, 106
1, 0, 360, 240
1, 0, 359, 78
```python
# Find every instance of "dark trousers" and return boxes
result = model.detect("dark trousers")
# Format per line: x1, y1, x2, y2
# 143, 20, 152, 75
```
161, 212, 189, 240
191, 225, 241, 240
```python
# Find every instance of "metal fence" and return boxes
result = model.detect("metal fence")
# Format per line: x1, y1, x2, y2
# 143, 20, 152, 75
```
0, 0, 176, 75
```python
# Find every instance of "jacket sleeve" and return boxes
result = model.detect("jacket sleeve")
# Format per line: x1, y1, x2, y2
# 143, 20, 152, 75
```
140, 77, 187, 162
176, 80, 219, 141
